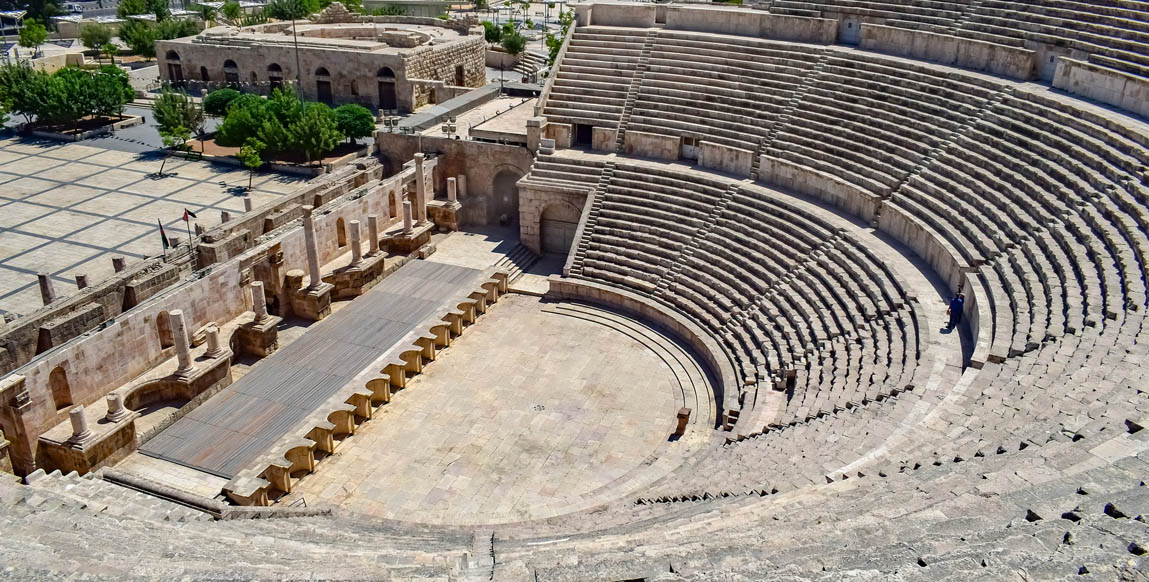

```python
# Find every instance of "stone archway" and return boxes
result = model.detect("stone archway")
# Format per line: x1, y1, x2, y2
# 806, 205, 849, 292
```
540, 202, 582, 255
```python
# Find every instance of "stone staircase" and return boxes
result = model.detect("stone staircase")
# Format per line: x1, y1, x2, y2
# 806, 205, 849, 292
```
494, 243, 541, 283
567, 162, 614, 277
614, 30, 658, 153
653, 184, 740, 298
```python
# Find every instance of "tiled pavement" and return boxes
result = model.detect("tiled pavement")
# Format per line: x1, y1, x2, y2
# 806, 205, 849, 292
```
281, 294, 682, 525
0, 136, 307, 318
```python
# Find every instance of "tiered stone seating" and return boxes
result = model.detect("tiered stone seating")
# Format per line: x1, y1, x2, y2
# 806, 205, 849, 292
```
541, 26, 647, 130
957, 0, 1149, 77
771, 0, 974, 29
768, 51, 1002, 199
626, 31, 824, 153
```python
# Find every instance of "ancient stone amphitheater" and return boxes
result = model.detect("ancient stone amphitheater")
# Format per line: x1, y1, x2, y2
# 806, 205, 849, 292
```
4, 1, 1149, 580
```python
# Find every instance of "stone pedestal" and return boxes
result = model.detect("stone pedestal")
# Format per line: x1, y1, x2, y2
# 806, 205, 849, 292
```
235, 281, 282, 356
286, 269, 333, 321
674, 407, 691, 437
428, 199, 462, 232
38, 403, 139, 476
380, 222, 434, 256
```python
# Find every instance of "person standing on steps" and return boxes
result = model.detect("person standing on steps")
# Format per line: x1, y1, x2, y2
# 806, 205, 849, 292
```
946, 292, 965, 331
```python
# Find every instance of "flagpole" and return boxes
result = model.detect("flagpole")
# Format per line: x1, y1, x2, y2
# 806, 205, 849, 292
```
158, 219, 167, 261
185, 219, 193, 253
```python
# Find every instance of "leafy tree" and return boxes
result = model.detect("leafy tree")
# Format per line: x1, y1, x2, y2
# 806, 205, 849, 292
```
288, 102, 342, 164
154, 88, 204, 148
372, 4, 405, 16
500, 31, 526, 57
18, 20, 48, 57
46, 67, 96, 123
266, 0, 316, 20
202, 88, 241, 116
0, 64, 48, 123
333, 103, 374, 144
545, 8, 573, 67
102, 43, 119, 65
482, 20, 500, 43
2, 0, 61, 26
81, 23, 113, 59
149, 0, 172, 21
119, 19, 157, 59
91, 66, 134, 118
214, 94, 271, 146
156, 19, 199, 40
158, 124, 190, 176
238, 138, 265, 189
266, 86, 303, 126
472, 0, 488, 11
117, 0, 150, 17
221, 0, 242, 21
196, 4, 217, 21
257, 117, 290, 154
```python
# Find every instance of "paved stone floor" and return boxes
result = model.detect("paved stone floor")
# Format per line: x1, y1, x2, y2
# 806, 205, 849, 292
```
0, 135, 306, 318
282, 293, 684, 525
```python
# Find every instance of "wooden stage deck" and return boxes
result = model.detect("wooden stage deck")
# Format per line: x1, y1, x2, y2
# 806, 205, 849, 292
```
139, 260, 483, 479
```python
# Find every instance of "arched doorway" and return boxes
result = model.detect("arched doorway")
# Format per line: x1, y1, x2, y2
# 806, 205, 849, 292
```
377, 67, 397, 111
165, 50, 183, 82
223, 59, 239, 84
316, 67, 333, 104
49, 366, 72, 411
200, 66, 210, 82
492, 168, 523, 225
336, 217, 347, 248
540, 203, 581, 255
267, 63, 283, 91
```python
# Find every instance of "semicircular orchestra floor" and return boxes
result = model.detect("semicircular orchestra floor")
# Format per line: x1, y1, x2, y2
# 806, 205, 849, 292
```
280, 293, 712, 526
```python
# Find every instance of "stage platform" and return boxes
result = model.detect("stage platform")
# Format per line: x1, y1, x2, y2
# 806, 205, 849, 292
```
139, 260, 483, 479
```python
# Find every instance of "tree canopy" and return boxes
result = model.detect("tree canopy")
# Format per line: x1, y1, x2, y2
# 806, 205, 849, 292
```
18, 20, 48, 52
154, 89, 205, 139
0, 64, 133, 125
203, 88, 241, 116
80, 23, 113, 52
333, 104, 374, 144
500, 31, 527, 56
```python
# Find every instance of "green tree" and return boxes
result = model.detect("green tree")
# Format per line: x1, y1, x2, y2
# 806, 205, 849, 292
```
472, 0, 488, 11
266, 0, 313, 20
221, 0, 242, 21
500, 31, 526, 57
266, 86, 303, 126
0, 64, 48, 123
196, 4, 217, 21
156, 19, 199, 40
215, 94, 271, 146
18, 20, 48, 57
372, 4, 405, 15
81, 23, 113, 61
288, 102, 342, 164
202, 88, 241, 115
257, 117, 290, 154
91, 66, 134, 119
149, 0, 172, 21
333, 103, 374, 144
238, 138, 265, 189
119, 19, 157, 59
158, 124, 190, 176
154, 88, 204, 148
545, 8, 573, 67
2, 0, 61, 26
102, 43, 119, 65
117, 0, 149, 17
482, 20, 500, 43
46, 67, 96, 123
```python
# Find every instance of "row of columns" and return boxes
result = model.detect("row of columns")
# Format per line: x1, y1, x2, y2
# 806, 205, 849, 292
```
37, 256, 128, 306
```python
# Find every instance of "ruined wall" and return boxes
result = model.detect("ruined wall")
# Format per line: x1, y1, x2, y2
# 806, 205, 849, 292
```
375, 133, 534, 226
402, 35, 488, 109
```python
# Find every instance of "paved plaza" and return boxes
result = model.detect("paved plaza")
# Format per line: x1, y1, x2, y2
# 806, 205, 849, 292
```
282, 294, 684, 525
0, 135, 306, 318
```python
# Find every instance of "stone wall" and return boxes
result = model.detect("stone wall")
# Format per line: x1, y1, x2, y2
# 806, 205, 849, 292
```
518, 181, 592, 256
402, 35, 488, 109
1053, 57, 1149, 119
665, 6, 837, 44
375, 132, 534, 226
858, 24, 1036, 81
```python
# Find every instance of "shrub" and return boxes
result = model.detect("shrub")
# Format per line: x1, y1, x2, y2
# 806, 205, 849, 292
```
202, 88, 241, 116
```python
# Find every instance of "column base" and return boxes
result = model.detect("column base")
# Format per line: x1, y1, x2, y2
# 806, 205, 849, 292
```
381, 223, 434, 255
291, 282, 334, 321
235, 314, 283, 358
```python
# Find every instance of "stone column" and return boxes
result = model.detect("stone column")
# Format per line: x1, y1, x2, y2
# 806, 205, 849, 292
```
68, 406, 91, 443
402, 200, 414, 235
205, 325, 224, 358
413, 153, 428, 225
221, 211, 231, 223
302, 205, 323, 289
111, 256, 126, 273
457, 174, 467, 200
251, 281, 268, 322
37, 273, 55, 306
367, 215, 380, 257
105, 393, 130, 422
75, 274, 89, 290
349, 219, 363, 267
447, 177, 457, 204
170, 309, 195, 377
243, 197, 253, 212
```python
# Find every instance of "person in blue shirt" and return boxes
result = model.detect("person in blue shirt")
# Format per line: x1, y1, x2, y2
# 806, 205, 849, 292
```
947, 293, 965, 330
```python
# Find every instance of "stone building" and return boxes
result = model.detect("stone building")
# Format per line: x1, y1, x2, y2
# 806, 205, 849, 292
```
156, 4, 487, 112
